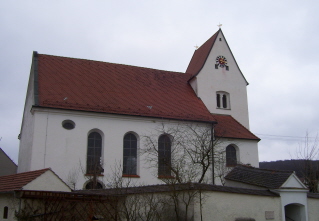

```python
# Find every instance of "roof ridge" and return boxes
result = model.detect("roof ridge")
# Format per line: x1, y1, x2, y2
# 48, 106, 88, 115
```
237, 165, 294, 174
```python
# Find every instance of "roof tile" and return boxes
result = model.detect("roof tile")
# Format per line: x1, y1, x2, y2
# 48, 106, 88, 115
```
37, 54, 215, 122
186, 30, 219, 76
34, 53, 259, 140
0, 168, 50, 192
213, 114, 260, 140
225, 165, 294, 189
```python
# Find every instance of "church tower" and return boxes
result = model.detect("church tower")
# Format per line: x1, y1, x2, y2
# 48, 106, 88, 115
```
186, 28, 250, 129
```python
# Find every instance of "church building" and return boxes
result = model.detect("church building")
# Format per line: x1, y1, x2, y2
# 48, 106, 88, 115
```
18, 28, 259, 190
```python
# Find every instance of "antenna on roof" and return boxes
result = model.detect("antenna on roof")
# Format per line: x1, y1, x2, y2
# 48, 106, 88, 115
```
217, 23, 222, 29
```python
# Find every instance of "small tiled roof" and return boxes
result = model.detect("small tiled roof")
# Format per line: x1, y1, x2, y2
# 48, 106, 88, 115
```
186, 30, 219, 76
213, 114, 259, 140
36, 53, 215, 123
0, 168, 50, 192
225, 165, 294, 189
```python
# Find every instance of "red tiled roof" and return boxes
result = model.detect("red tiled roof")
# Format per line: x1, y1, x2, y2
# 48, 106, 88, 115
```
0, 168, 50, 192
36, 54, 215, 122
213, 114, 260, 140
33, 52, 258, 140
185, 30, 219, 76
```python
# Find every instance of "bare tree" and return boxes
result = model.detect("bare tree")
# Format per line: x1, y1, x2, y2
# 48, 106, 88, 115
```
105, 163, 173, 221
141, 122, 229, 220
66, 166, 80, 190
142, 122, 228, 184
79, 159, 105, 190
294, 132, 319, 193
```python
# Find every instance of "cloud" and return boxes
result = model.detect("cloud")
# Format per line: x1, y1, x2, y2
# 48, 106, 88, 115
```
1, 0, 319, 164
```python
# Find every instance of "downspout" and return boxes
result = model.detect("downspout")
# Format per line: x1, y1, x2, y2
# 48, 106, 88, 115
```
44, 112, 49, 168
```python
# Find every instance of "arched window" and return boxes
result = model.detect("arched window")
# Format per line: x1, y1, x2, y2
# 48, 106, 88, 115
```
123, 133, 137, 175
87, 132, 103, 174
3, 206, 8, 219
222, 94, 227, 108
216, 94, 221, 108
85, 181, 103, 189
216, 91, 230, 109
158, 135, 171, 176
226, 145, 237, 167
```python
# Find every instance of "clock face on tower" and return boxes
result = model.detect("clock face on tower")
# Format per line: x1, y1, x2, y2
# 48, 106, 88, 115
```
216, 55, 228, 68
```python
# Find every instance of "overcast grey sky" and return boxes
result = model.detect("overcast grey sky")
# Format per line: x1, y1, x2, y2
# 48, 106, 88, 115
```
1, 0, 319, 164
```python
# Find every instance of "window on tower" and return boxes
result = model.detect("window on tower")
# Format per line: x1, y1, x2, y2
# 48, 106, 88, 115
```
216, 91, 230, 109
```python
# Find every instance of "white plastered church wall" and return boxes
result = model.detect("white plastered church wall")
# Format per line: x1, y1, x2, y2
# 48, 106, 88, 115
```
195, 191, 282, 221
18, 63, 36, 173
307, 198, 319, 220
217, 138, 259, 167
18, 107, 259, 190
192, 31, 250, 129
19, 109, 206, 189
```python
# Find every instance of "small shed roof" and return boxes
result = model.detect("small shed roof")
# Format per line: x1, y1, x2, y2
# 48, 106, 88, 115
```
225, 165, 295, 189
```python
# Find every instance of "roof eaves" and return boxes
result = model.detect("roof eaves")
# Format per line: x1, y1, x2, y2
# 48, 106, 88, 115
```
31, 106, 218, 125
215, 135, 260, 141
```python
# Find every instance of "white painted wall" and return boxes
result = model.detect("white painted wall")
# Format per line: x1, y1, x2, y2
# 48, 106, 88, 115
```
0, 194, 18, 221
279, 189, 309, 221
191, 31, 250, 129
282, 174, 307, 189
213, 138, 259, 185
196, 191, 282, 221
307, 198, 319, 221
217, 138, 259, 167
18, 108, 259, 190
18, 64, 36, 173
23, 170, 71, 192
224, 180, 267, 190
